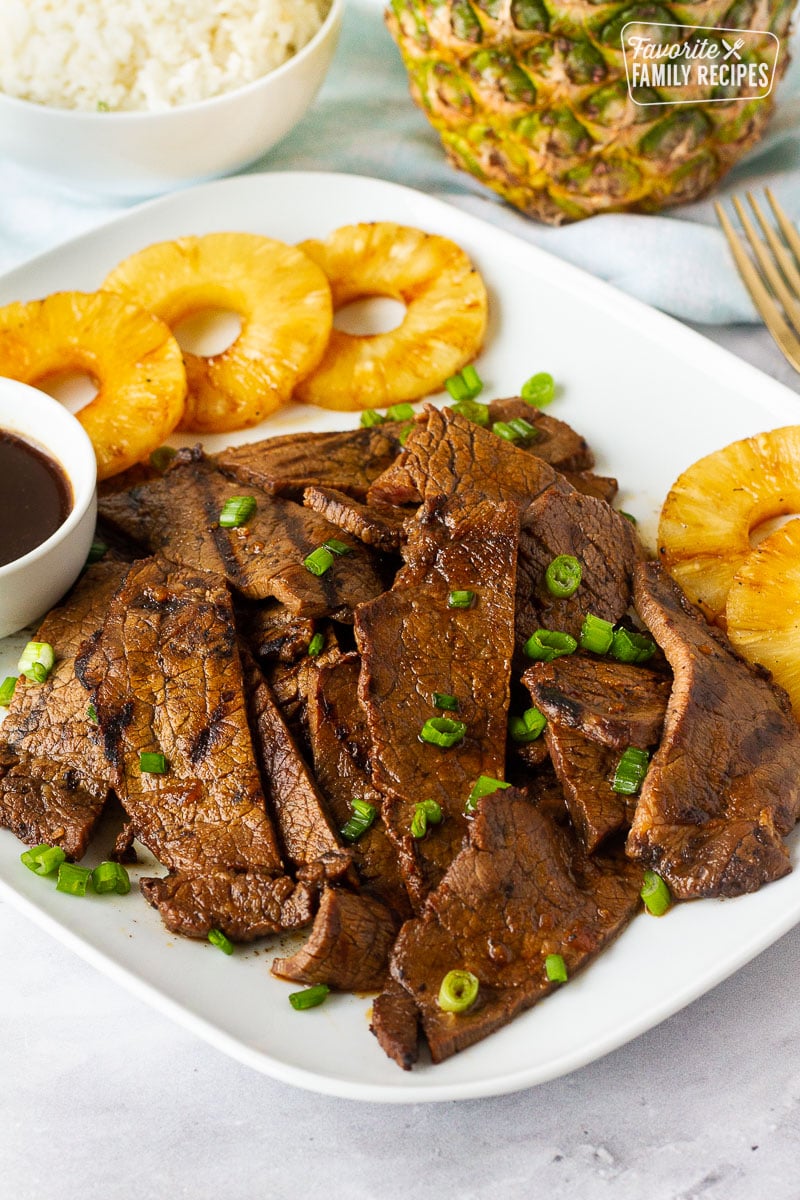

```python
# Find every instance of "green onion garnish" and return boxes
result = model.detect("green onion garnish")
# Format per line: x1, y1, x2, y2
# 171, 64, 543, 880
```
579, 613, 614, 655
507, 417, 538, 442
461, 365, 482, 394
445, 365, 483, 402
451, 399, 490, 427
411, 798, 443, 839
398, 422, 414, 446
612, 747, 650, 796
448, 589, 475, 609
20, 843, 66, 877
87, 703, 98, 723
289, 984, 330, 1010
303, 546, 335, 576
438, 969, 479, 1014
432, 692, 459, 712
545, 953, 568, 983
641, 869, 671, 917
520, 371, 555, 407
509, 706, 547, 743
149, 445, 177, 472
0, 676, 17, 707
219, 495, 256, 529
56, 862, 92, 896
140, 751, 167, 775
544, 554, 582, 599
611, 628, 656, 664
208, 928, 234, 955
386, 402, 415, 421
18, 641, 55, 684
308, 632, 325, 658
465, 775, 510, 815
323, 538, 351, 557
360, 408, 385, 428
419, 717, 467, 748
523, 629, 577, 662
92, 861, 131, 895
492, 420, 519, 443
86, 537, 108, 564
341, 797, 376, 843
620, 511, 638, 525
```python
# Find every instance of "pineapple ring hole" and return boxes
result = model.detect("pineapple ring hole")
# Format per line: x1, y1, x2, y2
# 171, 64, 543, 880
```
38, 368, 99, 415
172, 308, 243, 357
333, 296, 407, 336
750, 512, 800, 548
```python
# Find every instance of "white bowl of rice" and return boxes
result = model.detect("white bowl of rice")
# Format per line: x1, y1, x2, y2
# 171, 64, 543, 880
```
0, 0, 343, 197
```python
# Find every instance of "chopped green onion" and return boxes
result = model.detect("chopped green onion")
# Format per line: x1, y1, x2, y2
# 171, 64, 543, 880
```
86, 537, 108, 564
398, 421, 414, 446
97, 100, 110, 112
20, 843, 66, 877
448, 589, 475, 609
520, 371, 555, 407
445, 373, 469, 402
461, 365, 482, 394
92, 861, 131, 895
579, 613, 614, 655
641, 869, 671, 917
432, 692, 459, 712
438, 969, 479, 1013
219, 495, 257, 528
149, 445, 177, 472
451, 399, 490, 427
87, 702, 98, 723
410, 798, 443, 839
492, 420, 520, 443
419, 717, 467, 748
445, 365, 483, 402
323, 538, 351, 557
208, 928, 234, 955
289, 984, 330, 1010
611, 628, 656, 664
507, 417, 538, 442
386, 402, 415, 421
139, 751, 167, 775
0, 676, 17, 707
523, 629, 577, 662
509, 706, 547, 743
465, 775, 510, 815
18, 641, 55, 684
545, 555, 582, 599
620, 511, 638, 525
545, 953, 568, 983
612, 747, 650, 796
303, 546, 335, 576
308, 632, 325, 658
341, 797, 376, 843
56, 862, 92, 896
360, 408, 385, 428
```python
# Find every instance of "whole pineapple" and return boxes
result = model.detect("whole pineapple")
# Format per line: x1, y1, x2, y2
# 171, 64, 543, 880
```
386, 0, 794, 222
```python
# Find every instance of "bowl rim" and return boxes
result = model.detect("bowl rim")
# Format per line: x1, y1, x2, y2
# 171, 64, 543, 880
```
0, 0, 344, 121
0, 380, 97, 580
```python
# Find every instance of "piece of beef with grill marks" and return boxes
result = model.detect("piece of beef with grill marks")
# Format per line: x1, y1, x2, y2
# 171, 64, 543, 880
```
98, 446, 384, 618
0, 561, 128, 859
76, 556, 312, 940
385, 786, 642, 1065
356, 498, 518, 908
524, 657, 671, 750
272, 887, 398, 991
236, 599, 315, 663
545, 723, 633, 852
627, 562, 800, 899
487, 397, 594, 472
305, 652, 412, 919
215, 424, 404, 500
370, 978, 420, 1071
368, 405, 568, 510
303, 486, 410, 553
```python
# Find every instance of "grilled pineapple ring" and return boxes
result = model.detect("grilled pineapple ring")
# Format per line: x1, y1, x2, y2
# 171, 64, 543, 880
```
0, 290, 186, 480
103, 232, 333, 434
659, 425, 800, 620
294, 223, 488, 410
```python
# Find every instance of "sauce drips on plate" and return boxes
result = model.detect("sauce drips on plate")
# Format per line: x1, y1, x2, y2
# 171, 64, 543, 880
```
0, 430, 72, 567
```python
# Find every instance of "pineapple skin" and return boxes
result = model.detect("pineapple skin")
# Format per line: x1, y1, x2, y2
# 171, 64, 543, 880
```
386, 0, 794, 222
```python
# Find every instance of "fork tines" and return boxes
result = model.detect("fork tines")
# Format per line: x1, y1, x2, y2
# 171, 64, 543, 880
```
716, 189, 800, 372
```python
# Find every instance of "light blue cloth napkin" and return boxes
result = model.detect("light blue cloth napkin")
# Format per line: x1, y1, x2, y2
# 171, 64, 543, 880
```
1, 0, 799, 324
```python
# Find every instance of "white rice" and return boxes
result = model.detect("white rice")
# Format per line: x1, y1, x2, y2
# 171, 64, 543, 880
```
0, 0, 331, 112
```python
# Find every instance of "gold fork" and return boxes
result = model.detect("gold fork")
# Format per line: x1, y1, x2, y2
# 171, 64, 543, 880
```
716, 188, 800, 372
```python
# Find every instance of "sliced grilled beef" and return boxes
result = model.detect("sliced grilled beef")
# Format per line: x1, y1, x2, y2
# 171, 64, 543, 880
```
562, 471, 619, 504
0, 561, 128, 859
487, 398, 594, 472
387, 787, 642, 1064
272, 887, 398, 991
370, 979, 420, 1071
76, 557, 311, 940
356, 499, 517, 906
524, 657, 670, 749
237, 599, 315, 663
303, 486, 409, 553
545, 723, 632, 852
627, 563, 800, 899
216, 424, 403, 500
98, 447, 383, 617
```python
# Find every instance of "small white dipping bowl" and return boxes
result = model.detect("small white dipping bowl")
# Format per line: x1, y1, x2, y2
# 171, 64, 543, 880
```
0, 0, 342, 198
0, 380, 97, 639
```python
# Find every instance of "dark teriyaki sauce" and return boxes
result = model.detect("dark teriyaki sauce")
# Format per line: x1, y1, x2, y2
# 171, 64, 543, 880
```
0, 430, 72, 567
